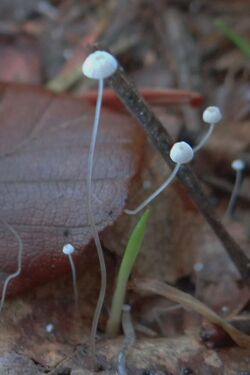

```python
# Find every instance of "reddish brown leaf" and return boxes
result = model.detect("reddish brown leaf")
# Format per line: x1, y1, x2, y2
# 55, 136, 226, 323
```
0, 83, 145, 297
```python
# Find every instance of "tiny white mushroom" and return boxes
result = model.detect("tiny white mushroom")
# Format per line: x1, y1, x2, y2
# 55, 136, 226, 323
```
82, 50, 118, 359
202, 106, 222, 124
82, 50, 118, 79
170, 141, 194, 164
194, 106, 222, 152
221, 305, 230, 314
231, 159, 245, 171
225, 159, 246, 218
125, 141, 194, 215
46, 323, 55, 333
193, 262, 205, 273
62, 243, 78, 307
62, 243, 75, 255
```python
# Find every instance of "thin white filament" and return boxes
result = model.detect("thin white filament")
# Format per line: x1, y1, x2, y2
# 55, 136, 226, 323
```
87, 79, 106, 360
225, 169, 243, 218
124, 163, 180, 215
0, 220, 23, 313
117, 305, 135, 375
193, 123, 215, 152
68, 253, 79, 308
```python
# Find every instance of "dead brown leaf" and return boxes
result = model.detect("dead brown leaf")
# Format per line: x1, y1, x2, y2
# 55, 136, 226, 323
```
0, 83, 145, 297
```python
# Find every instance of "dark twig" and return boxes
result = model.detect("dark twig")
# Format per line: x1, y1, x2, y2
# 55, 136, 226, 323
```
105, 64, 250, 286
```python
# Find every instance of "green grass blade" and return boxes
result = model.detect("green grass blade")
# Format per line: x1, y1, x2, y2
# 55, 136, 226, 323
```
106, 209, 150, 336
215, 20, 250, 58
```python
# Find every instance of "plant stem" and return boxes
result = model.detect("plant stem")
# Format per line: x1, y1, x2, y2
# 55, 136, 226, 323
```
87, 78, 107, 361
104, 64, 250, 286
106, 209, 150, 336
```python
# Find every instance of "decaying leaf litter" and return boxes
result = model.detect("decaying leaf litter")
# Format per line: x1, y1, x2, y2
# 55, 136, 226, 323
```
0, 0, 250, 374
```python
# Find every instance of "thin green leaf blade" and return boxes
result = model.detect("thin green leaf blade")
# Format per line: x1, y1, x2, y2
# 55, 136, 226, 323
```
106, 209, 150, 336
215, 20, 250, 58
119, 208, 150, 283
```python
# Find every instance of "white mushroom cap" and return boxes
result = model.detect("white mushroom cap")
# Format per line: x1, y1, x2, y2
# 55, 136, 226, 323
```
122, 304, 131, 312
82, 51, 118, 79
170, 141, 194, 164
202, 106, 222, 124
231, 159, 245, 171
46, 323, 54, 333
62, 243, 75, 255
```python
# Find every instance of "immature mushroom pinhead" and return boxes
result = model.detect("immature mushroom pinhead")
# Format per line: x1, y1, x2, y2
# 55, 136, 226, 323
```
125, 141, 194, 215
194, 106, 222, 152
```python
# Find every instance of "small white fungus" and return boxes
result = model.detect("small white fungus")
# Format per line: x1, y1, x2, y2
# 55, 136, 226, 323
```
231, 159, 245, 171
202, 106, 222, 124
46, 323, 54, 333
193, 262, 205, 272
122, 304, 131, 312
62, 243, 75, 255
221, 305, 229, 314
82, 51, 118, 80
170, 141, 194, 164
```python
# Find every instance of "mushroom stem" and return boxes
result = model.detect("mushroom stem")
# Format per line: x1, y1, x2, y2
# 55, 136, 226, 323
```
0, 220, 23, 313
225, 165, 244, 219
193, 123, 215, 152
87, 78, 107, 358
68, 253, 79, 307
117, 305, 135, 375
125, 163, 180, 215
